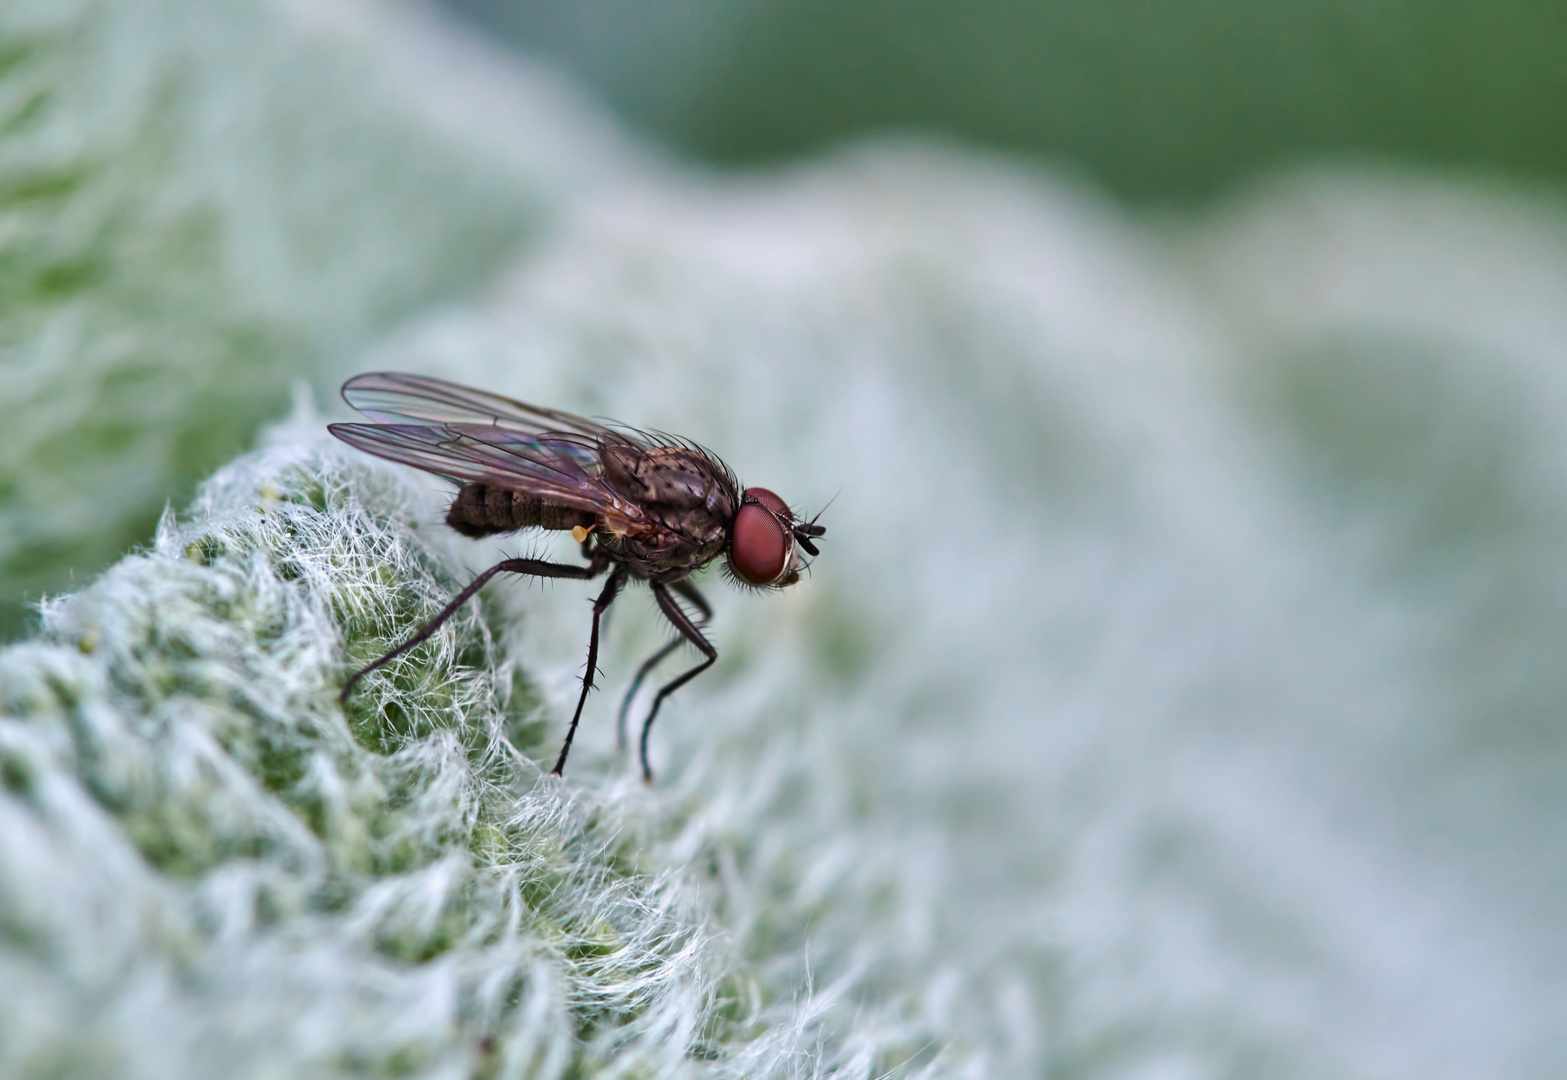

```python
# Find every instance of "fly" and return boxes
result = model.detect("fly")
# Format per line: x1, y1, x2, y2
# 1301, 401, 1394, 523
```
328, 372, 826, 781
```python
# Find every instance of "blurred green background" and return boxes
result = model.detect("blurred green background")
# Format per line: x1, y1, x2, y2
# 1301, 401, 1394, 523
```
0, 2, 547, 638
441, 0, 1567, 201
5, 0, 1564, 637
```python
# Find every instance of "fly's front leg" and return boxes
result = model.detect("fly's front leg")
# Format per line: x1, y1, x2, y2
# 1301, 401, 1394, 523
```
340, 553, 609, 704
551, 564, 629, 776
638, 581, 718, 783
616, 579, 712, 749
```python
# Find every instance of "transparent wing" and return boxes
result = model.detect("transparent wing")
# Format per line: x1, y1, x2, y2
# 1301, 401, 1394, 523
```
340, 371, 615, 440
330, 373, 647, 527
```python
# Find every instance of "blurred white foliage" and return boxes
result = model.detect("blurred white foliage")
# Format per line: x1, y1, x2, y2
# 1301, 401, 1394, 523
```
2, 1, 1567, 1078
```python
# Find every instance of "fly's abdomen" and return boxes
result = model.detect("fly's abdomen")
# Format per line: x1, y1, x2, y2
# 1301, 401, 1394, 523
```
446, 484, 594, 537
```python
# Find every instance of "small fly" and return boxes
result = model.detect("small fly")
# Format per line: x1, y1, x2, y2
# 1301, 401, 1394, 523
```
329, 372, 826, 781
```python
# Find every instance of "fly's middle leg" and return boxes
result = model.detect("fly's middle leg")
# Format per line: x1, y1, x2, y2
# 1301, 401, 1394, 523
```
551, 564, 629, 777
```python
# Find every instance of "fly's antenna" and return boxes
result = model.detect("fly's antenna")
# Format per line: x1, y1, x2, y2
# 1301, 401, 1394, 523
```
792, 490, 835, 555
805, 490, 839, 529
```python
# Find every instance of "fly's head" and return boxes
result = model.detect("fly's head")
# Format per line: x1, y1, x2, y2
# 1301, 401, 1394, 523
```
728, 487, 827, 589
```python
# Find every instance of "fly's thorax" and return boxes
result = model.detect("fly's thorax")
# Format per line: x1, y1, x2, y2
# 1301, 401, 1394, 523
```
602, 443, 738, 516
596, 440, 739, 575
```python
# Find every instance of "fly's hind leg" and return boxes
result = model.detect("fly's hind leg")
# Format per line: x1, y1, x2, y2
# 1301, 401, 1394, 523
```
616, 579, 711, 750
340, 553, 608, 705
637, 580, 718, 783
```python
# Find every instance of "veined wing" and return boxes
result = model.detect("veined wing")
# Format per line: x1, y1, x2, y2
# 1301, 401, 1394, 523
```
340, 371, 615, 441
330, 382, 649, 529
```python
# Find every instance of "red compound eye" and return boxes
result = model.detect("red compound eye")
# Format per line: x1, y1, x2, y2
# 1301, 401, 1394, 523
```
731, 492, 790, 585
746, 487, 790, 518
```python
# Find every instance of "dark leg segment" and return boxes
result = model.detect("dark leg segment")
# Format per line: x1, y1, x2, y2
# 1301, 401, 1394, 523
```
638, 582, 718, 783
550, 564, 629, 776
615, 579, 712, 750
669, 578, 713, 621
617, 639, 682, 750
340, 555, 606, 704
